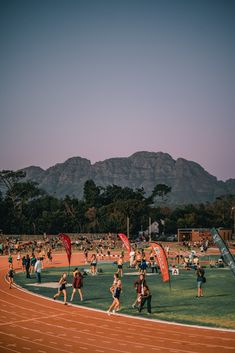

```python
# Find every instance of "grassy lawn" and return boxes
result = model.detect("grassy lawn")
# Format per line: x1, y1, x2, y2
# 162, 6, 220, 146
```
15, 262, 235, 330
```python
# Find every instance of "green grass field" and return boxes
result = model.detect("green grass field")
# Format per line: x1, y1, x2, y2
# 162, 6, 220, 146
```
15, 262, 235, 329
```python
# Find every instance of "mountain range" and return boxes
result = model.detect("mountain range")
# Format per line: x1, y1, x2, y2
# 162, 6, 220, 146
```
22, 151, 235, 204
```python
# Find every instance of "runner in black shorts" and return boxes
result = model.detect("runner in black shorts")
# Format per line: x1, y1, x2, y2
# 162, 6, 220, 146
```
7, 264, 14, 289
53, 273, 68, 304
117, 255, 123, 277
107, 279, 122, 315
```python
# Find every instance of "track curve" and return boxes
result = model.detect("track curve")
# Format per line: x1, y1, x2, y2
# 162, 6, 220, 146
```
0, 253, 235, 353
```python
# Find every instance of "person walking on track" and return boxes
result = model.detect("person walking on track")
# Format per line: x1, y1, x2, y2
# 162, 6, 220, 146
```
70, 268, 83, 302
53, 272, 68, 305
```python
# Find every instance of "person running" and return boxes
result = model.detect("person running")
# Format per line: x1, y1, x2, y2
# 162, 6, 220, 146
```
132, 274, 146, 308
196, 265, 206, 298
70, 268, 83, 302
107, 279, 122, 315
90, 253, 97, 275
8, 254, 13, 268
138, 284, 152, 314
53, 273, 68, 304
16, 252, 21, 267
109, 272, 119, 295
117, 255, 124, 277
7, 264, 15, 289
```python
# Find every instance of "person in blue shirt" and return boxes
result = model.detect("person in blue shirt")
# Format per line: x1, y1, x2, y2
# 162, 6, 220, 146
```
196, 265, 206, 298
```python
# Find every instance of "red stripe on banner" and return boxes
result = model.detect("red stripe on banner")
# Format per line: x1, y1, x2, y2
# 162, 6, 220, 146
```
118, 233, 131, 253
58, 233, 72, 265
151, 242, 170, 282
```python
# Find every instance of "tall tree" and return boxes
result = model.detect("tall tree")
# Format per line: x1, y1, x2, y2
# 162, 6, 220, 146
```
83, 180, 101, 207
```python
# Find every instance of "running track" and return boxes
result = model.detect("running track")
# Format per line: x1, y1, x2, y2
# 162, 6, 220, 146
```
0, 253, 235, 353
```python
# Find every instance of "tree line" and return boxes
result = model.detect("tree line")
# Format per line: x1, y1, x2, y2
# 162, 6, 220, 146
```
0, 170, 234, 236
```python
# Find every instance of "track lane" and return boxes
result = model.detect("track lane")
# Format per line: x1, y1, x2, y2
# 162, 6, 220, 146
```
0, 254, 234, 353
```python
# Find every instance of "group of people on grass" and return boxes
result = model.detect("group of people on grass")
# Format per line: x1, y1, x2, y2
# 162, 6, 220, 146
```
53, 268, 84, 305
52, 266, 152, 314
6, 246, 206, 311
107, 272, 152, 315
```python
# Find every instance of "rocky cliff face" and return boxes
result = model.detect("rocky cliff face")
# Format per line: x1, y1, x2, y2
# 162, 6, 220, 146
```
22, 152, 235, 204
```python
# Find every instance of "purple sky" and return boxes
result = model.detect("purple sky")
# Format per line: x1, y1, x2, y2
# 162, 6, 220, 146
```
0, 0, 234, 181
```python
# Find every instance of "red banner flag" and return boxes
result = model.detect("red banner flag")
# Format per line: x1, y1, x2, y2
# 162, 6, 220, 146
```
58, 233, 72, 265
118, 233, 131, 253
151, 242, 170, 282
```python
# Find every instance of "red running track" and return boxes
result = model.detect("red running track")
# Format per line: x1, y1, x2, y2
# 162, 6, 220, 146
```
0, 253, 235, 353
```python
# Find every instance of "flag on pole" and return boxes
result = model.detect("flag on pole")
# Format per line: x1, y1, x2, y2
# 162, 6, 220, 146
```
58, 233, 72, 265
118, 233, 131, 253
211, 228, 235, 279
151, 242, 170, 282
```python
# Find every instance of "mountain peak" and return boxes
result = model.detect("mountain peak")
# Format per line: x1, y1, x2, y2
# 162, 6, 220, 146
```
21, 151, 235, 203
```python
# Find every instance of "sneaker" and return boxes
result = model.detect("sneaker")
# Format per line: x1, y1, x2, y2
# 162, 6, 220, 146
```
132, 304, 135, 308
112, 310, 116, 314
107, 311, 111, 316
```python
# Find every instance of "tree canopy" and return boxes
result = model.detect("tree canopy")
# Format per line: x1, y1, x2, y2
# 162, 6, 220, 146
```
0, 171, 234, 236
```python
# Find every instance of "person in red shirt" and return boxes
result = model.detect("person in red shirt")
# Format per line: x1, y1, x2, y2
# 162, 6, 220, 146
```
132, 274, 146, 308
70, 268, 83, 302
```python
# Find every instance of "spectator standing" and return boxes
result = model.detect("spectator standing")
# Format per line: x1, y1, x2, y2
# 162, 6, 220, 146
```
138, 284, 152, 314
132, 274, 146, 308
34, 257, 42, 283
25, 254, 31, 279
30, 253, 37, 274
196, 265, 206, 298
129, 249, 135, 268
22, 256, 26, 272
8, 254, 13, 268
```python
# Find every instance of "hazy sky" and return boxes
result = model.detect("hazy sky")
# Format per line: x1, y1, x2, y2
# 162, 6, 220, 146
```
0, 0, 234, 181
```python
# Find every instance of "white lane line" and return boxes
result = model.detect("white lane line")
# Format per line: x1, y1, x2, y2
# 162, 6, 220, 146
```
0, 331, 73, 353
0, 313, 65, 327
0, 345, 21, 353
